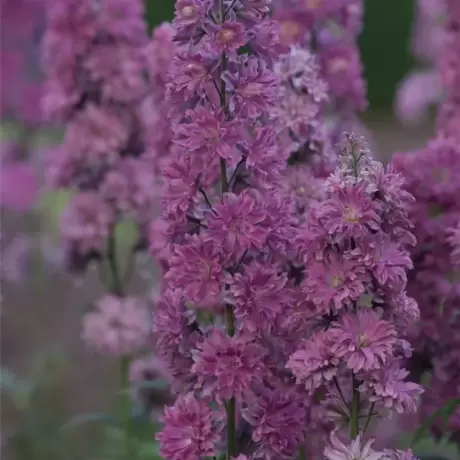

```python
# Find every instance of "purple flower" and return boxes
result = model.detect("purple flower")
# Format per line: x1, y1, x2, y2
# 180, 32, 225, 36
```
192, 328, 267, 402
82, 295, 150, 356
330, 310, 397, 372
161, 153, 199, 218
167, 52, 217, 103
166, 234, 223, 303
204, 20, 247, 56
243, 384, 306, 460
175, 107, 242, 165
319, 184, 381, 242
174, 0, 211, 31
204, 191, 268, 262
382, 449, 419, 460
153, 288, 196, 359
303, 253, 367, 314
229, 262, 290, 334
287, 330, 340, 393
156, 392, 221, 460
360, 363, 423, 414
224, 56, 279, 118
319, 42, 366, 111
324, 432, 386, 460
60, 191, 114, 255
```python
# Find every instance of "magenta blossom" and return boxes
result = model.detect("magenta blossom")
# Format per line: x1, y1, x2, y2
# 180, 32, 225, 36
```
324, 432, 385, 460
166, 234, 223, 303
287, 330, 340, 393
205, 191, 268, 262
303, 253, 367, 314
204, 20, 247, 56
229, 261, 291, 335
60, 191, 114, 255
243, 384, 306, 460
224, 55, 279, 118
175, 107, 242, 165
192, 328, 267, 402
318, 184, 381, 242
156, 392, 221, 460
330, 310, 397, 373
360, 363, 423, 415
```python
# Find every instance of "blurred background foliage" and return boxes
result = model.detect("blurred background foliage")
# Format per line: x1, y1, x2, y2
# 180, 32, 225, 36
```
144, 0, 416, 112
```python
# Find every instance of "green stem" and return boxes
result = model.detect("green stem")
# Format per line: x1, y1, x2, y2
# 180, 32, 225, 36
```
120, 355, 134, 459
226, 398, 236, 459
350, 376, 360, 439
298, 442, 307, 460
363, 402, 375, 434
107, 227, 124, 297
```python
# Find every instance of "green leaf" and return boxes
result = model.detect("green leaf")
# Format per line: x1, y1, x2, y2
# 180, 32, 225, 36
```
411, 397, 460, 446
0, 368, 34, 410
61, 413, 117, 432
38, 189, 74, 235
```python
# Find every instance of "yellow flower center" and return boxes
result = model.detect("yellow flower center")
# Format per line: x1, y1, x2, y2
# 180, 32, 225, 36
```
218, 27, 236, 44
343, 206, 360, 223
358, 333, 366, 348
181, 5, 196, 18
331, 275, 344, 288
329, 58, 350, 74
296, 186, 306, 196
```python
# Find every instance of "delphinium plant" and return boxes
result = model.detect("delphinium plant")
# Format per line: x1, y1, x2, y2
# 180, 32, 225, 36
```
151, 1, 423, 459
392, 0, 460, 446
40, 0, 172, 456
0, 0, 58, 283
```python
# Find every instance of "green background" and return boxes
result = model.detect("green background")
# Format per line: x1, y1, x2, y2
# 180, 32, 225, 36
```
144, 0, 416, 112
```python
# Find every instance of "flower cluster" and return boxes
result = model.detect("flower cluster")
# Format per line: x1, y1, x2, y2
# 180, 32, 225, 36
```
391, 0, 460, 439
152, 1, 422, 457
288, 137, 422, 433
273, 0, 367, 145
42, 0, 156, 271
41, 0, 167, 360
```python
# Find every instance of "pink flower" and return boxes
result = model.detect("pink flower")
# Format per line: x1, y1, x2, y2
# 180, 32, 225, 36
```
156, 393, 221, 460
192, 328, 267, 402
243, 384, 306, 460
224, 56, 279, 118
303, 253, 367, 314
161, 153, 199, 218
60, 191, 114, 255
324, 432, 385, 460
395, 70, 442, 125
174, 0, 211, 31
319, 184, 381, 242
204, 20, 247, 56
319, 42, 366, 111
229, 262, 290, 334
448, 220, 460, 266
330, 310, 397, 372
360, 363, 423, 414
82, 295, 150, 356
287, 330, 340, 393
205, 191, 268, 262
175, 107, 242, 165
166, 234, 223, 303
382, 449, 418, 460
152, 288, 196, 359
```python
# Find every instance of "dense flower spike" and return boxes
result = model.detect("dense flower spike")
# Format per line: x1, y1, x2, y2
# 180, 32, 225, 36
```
289, 136, 421, 448
391, 0, 460, 439
42, 0, 156, 272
